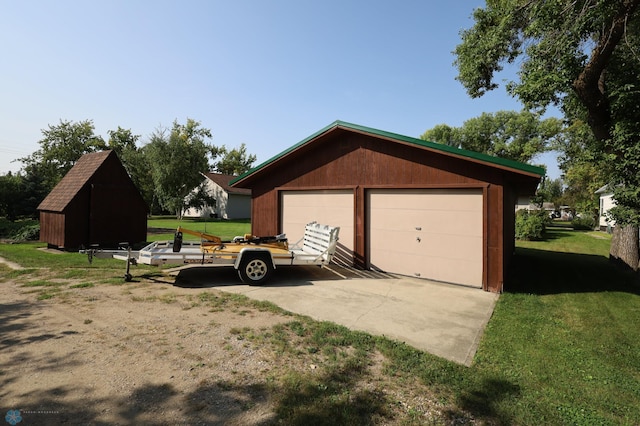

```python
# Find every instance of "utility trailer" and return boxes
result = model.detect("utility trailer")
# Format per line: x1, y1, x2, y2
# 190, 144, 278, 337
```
84, 222, 340, 284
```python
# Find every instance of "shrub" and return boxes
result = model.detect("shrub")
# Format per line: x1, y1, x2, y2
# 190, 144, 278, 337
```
571, 216, 596, 231
515, 209, 546, 241
0, 218, 39, 239
11, 224, 40, 242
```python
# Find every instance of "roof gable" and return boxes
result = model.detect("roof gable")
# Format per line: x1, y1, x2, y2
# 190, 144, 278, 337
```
230, 120, 546, 187
38, 150, 117, 212
203, 172, 251, 195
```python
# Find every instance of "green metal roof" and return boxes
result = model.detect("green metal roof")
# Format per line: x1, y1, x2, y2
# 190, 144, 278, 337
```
230, 120, 546, 186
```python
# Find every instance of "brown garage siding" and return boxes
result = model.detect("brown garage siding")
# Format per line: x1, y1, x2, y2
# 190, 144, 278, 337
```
248, 134, 515, 291
235, 122, 543, 293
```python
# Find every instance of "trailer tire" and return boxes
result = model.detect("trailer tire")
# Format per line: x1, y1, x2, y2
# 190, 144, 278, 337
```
238, 252, 273, 285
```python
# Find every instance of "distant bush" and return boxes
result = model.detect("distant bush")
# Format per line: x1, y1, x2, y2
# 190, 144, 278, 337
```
10, 223, 40, 242
0, 218, 39, 239
515, 209, 546, 241
571, 216, 596, 231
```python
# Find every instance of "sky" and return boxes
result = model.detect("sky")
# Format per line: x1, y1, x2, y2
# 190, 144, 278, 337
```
0, 0, 561, 179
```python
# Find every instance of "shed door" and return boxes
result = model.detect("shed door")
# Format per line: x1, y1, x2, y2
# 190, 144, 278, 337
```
368, 189, 483, 287
280, 190, 354, 265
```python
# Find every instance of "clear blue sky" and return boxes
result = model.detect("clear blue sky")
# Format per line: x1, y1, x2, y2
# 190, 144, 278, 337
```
0, 0, 560, 178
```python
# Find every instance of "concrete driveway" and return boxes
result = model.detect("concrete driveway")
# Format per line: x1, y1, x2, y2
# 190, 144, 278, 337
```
170, 265, 499, 366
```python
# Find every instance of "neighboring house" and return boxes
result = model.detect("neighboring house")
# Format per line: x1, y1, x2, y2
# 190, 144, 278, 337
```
515, 197, 555, 214
231, 120, 544, 293
183, 172, 251, 220
38, 150, 147, 250
596, 184, 615, 231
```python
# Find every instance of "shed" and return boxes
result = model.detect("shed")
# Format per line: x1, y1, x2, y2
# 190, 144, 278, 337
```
183, 172, 251, 219
38, 150, 148, 250
231, 121, 544, 293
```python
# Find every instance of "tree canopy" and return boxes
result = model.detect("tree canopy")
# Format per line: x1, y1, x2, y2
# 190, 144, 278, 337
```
454, 0, 640, 269
215, 143, 257, 176
421, 110, 561, 164
144, 119, 221, 217
19, 119, 107, 192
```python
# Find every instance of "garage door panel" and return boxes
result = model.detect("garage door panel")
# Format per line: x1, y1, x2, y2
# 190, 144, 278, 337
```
368, 189, 483, 287
368, 211, 481, 237
371, 233, 481, 259
370, 189, 480, 210
281, 190, 354, 264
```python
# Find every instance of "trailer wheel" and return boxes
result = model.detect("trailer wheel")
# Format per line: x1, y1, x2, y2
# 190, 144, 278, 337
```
238, 253, 273, 285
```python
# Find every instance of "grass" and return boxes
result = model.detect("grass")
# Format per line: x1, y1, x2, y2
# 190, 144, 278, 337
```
473, 227, 640, 424
147, 216, 251, 241
1, 224, 639, 424
0, 242, 126, 269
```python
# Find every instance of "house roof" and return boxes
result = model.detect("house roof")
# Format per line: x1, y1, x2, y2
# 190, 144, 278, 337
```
595, 184, 611, 195
38, 150, 114, 212
230, 120, 546, 187
204, 172, 251, 195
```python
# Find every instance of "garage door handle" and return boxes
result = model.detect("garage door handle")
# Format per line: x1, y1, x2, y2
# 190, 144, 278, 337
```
416, 237, 421, 242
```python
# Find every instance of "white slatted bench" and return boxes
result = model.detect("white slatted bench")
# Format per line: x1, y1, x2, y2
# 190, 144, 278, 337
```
286, 222, 341, 265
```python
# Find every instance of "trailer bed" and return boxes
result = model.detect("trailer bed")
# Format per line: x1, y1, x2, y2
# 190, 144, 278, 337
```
91, 222, 340, 284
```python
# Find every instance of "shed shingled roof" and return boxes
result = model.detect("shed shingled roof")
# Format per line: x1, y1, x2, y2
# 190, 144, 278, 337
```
37, 150, 113, 212
203, 172, 251, 195
230, 120, 546, 187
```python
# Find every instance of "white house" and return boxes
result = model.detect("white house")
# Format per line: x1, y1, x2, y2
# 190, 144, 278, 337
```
183, 173, 251, 219
515, 196, 555, 214
595, 184, 615, 231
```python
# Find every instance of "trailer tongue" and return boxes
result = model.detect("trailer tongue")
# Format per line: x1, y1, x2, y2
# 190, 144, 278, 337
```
84, 222, 340, 284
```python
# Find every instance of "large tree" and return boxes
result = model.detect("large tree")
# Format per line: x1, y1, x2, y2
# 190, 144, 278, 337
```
0, 172, 23, 221
455, 0, 640, 270
144, 119, 221, 217
107, 127, 157, 212
422, 110, 561, 164
19, 119, 107, 205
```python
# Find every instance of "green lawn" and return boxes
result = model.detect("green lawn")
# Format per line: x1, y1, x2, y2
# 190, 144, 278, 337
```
1, 222, 639, 424
147, 216, 251, 241
473, 227, 640, 424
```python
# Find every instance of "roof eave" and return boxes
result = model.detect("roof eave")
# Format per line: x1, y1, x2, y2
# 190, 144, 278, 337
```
230, 120, 546, 187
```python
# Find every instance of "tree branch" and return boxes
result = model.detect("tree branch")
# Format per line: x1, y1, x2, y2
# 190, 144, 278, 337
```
572, 0, 640, 141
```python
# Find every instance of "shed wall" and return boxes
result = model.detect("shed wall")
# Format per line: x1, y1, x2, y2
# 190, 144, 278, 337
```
39, 152, 147, 250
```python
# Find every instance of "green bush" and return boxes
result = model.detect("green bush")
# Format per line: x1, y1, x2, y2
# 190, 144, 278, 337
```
515, 209, 546, 241
571, 215, 596, 231
10, 224, 40, 242
0, 218, 39, 239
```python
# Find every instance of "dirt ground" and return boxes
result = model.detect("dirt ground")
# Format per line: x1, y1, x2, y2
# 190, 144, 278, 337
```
0, 260, 460, 425
0, 270, 291, 425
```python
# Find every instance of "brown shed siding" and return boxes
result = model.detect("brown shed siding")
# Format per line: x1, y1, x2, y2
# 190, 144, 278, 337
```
236, 122, 543, 293
39, 150, 147, 250
39, 211, 65, 248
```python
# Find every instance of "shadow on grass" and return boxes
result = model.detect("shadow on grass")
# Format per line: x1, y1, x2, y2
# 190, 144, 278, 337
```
507, 247, 639, 295
452, 376, 521, 425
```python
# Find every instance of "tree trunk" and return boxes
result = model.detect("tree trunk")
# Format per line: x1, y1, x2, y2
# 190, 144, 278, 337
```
609, 225, 640, 272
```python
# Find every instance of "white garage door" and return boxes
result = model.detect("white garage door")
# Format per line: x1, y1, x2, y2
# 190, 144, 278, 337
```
368, 189, 483, 287
280, 190, 354, 264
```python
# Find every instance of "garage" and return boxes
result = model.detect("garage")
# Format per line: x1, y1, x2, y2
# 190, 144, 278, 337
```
231, 120, 544, 292
280, 190, 355, 265
368, 188, 483, 287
